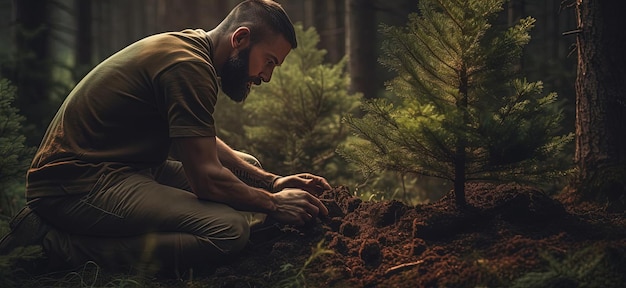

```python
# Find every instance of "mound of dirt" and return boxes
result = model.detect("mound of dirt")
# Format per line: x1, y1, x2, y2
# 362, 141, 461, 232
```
196, 183, 626, 287
6, 183, 625, 287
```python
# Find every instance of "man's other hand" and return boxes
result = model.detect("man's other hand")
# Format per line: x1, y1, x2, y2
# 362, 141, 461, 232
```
269, 188, 329, 226
273, 173, 331, 195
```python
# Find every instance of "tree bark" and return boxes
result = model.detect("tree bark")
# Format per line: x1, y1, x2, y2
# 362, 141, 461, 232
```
75, 0, 92, 76
574, 0, 626, 207
12, 0, 52, 145
454, 65, 469, 208
318, 0, 344, 64
345, 0, 378, 99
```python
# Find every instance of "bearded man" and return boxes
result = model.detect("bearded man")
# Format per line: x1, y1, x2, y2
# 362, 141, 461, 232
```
0, 0, 329, 277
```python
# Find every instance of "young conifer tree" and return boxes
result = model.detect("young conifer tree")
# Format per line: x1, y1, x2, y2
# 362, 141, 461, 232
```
341, 0, 572, 207
239, 24, 361, 182
0, 79, 34, 216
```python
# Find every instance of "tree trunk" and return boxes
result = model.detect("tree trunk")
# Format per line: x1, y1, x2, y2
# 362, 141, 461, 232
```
12, 0, 52, 145
574, 0, 626, 208
455, 65, 469, 208
318, 0, 344, 64
345, 0, 378, 99
302, 0, 315, 28
75, 0, 92, 78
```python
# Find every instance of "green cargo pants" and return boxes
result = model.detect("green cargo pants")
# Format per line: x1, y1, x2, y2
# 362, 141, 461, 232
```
29, 152, 267, 277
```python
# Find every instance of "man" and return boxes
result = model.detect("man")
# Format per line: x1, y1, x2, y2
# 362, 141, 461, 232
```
0, 0, 330, 277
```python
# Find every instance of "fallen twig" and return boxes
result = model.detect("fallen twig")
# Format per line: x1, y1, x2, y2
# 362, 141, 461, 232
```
384, 260, 424, 276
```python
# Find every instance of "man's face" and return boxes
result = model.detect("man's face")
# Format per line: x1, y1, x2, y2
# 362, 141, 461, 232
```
221, 47, 254, 102
221, 34, 292, 102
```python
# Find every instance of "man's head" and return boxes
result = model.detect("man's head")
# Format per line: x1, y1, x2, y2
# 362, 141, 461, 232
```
217, 0, 297, 102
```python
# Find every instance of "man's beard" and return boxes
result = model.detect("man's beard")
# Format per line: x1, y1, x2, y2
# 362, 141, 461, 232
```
221, 47, 258, 103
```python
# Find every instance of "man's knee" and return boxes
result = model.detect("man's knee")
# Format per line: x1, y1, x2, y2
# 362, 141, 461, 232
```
235, 151, 262, 168
201, 214, 250, 255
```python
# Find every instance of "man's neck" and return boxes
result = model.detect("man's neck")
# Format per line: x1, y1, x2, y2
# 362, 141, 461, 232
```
205, 29, 232, 75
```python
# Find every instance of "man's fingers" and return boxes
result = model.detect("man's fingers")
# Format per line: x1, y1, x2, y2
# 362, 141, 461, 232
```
306, 194, 328, 216
312, 176, 331, 191
303, 213, 313, 223
274, 188, 330, 225
295, 193, 327, 218
280, 174, 331, 194
318, 178, 332, 190
303, 177, 331, 194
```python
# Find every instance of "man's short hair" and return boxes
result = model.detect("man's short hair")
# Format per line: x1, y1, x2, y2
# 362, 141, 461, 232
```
220, 0, 297, 48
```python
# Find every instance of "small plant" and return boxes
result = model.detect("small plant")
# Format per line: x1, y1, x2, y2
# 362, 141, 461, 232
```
274, 240, 334, 288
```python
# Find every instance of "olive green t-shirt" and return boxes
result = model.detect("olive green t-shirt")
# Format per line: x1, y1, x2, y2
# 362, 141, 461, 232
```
27, 29, 219, 198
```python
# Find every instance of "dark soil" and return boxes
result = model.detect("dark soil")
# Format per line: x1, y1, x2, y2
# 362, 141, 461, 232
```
194, 183, 626, 288
7, 183, 626, 287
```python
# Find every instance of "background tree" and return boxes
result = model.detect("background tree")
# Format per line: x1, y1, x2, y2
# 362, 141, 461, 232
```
0, 79, 35, 217
8, 0, 55, 145
216, 25, 361, 185
0, 0, 579, 205
344, 0, 420, 100
341, 0, 573, 207
345, 0, 378, 100
571, 0, 626, 209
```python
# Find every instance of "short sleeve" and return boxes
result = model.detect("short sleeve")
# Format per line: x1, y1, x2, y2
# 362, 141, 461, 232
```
156, 61, 219, 137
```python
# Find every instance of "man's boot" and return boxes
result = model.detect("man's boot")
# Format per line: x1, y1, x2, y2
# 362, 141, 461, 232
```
0, 206, 50, 255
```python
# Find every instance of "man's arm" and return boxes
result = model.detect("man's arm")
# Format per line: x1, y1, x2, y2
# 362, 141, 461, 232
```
213, 138, 332, 195
171, 136, 328, 225
172, 136, 275, 212
214, 137, 279, 191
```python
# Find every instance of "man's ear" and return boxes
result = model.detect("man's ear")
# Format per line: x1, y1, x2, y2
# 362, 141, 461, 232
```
231, 27, 251, 49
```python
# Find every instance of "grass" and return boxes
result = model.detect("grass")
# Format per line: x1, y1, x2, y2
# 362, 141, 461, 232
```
273, 239, 334, 288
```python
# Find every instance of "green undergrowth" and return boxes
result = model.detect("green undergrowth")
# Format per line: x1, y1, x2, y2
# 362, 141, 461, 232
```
272, 240, 334, 288
510, 244, 626, 288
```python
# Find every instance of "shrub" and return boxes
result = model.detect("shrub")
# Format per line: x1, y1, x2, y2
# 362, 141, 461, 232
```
0, 78, 34, 217
217, 24, 361, 185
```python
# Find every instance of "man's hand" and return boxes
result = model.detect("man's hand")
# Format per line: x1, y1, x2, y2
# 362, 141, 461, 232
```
269, 189, 329, 226
273, 173, 331, 195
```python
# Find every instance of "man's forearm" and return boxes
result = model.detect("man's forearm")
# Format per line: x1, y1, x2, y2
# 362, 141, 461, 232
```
215, 137, 279, 191
207, 166, 278, 213
229, 166, 280, 191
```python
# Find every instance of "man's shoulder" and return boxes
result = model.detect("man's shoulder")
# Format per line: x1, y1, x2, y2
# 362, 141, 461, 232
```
146, 29, 213, 59
123, 29, 215, 77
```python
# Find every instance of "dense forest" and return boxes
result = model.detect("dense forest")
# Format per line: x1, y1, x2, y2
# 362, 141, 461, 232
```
0, 0, 578, 199
1, 0, 625, 287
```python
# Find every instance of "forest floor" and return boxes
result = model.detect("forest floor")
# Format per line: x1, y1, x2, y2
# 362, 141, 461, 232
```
5, 183, 626, 287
